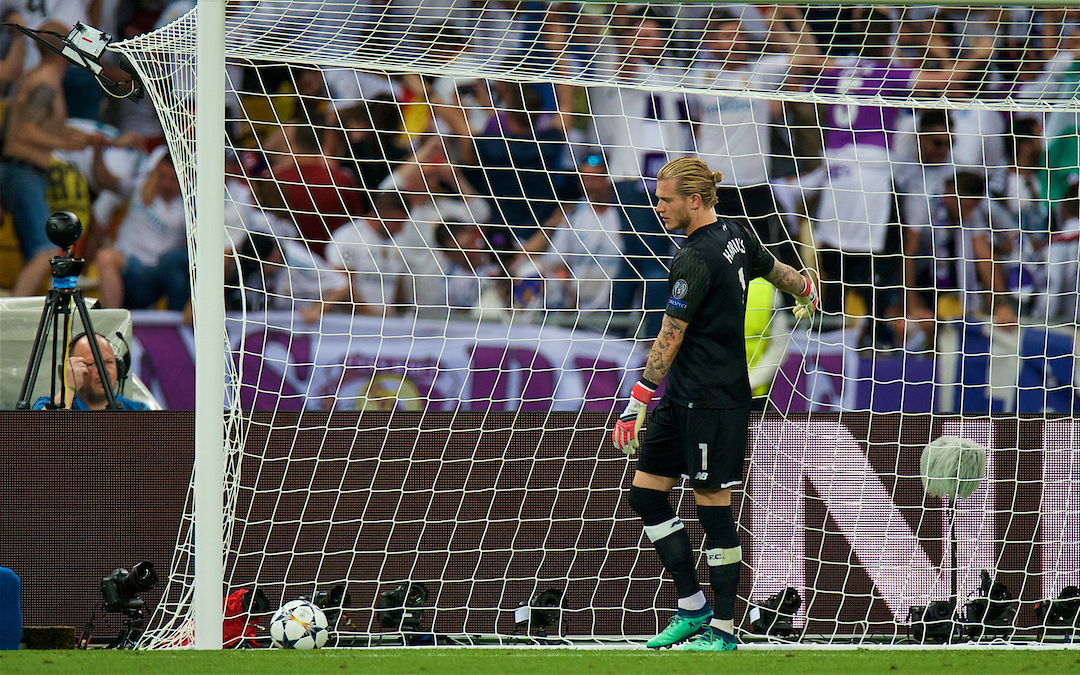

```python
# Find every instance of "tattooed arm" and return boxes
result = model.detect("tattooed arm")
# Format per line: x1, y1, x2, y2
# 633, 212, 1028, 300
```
766, 259, 819, 319
13, 83, 97, 152
612, 312, 689, 452
765, 260, 810, 297
642, 313, 689, 385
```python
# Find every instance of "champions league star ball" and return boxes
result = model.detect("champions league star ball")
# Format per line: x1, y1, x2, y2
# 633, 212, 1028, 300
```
269, 600, 329, 649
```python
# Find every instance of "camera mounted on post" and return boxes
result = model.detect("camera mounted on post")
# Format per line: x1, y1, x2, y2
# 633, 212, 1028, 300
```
4, 21, 144, 100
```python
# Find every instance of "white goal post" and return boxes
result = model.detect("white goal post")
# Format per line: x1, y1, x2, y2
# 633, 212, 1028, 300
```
109, 0, 1080, 648
193, 0, 226, 651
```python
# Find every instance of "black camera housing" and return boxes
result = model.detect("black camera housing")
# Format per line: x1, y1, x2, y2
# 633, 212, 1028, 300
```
50, 256, 85, 279
749, 587, 802, 637
908, 600, 957, 643
964, 570, 1016, 639
515, 588, 566, 637
44, 211, 87, 281
45, 211, 83, 250
240, 588, 269, 616
1036, 586, 1080, 637
101, 562, 158, 613
376, 583, 428, 630
313, 583, 351, 627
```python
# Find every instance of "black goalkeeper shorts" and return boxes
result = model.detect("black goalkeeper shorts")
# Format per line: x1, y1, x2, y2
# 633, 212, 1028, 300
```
636, 400, 751, 489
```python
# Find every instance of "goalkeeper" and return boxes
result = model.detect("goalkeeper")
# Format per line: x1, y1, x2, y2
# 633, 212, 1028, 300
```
611, 157, 817, 651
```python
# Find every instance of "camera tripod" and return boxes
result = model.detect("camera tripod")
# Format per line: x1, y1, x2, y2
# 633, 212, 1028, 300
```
15, 212, 120, 410
108, 608, 145, 650
77, 606, 145, 650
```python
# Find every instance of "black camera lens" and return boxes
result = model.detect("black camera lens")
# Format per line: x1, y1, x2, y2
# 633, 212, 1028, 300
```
130, 561, 158, 591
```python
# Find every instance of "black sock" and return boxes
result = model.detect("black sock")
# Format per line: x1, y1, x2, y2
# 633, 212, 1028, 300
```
628, 486, 701, 600
699, 504, 740, 621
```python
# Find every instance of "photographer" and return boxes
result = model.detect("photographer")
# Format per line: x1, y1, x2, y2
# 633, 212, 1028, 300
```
31, 332, 148, 410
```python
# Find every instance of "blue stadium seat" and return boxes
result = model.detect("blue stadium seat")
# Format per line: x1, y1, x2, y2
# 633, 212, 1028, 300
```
0, 567, 21, 650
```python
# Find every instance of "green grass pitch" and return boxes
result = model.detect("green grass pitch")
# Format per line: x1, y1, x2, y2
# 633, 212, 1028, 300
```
3, 648, 1080, 675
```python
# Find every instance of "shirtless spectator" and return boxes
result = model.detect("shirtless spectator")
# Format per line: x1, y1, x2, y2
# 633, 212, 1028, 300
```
0, 20, 104, 297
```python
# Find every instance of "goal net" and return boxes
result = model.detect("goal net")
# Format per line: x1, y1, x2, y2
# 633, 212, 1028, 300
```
111, 1, 1080, 645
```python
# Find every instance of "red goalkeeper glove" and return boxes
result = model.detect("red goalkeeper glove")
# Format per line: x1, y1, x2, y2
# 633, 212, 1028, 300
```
793, 273, 819, 320
612, 380, 656, 455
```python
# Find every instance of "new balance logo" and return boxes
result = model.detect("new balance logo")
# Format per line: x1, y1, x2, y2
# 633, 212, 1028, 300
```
644, 517, 685, 542
694, 472, 709, 480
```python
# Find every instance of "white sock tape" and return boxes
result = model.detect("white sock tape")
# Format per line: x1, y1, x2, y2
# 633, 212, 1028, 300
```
643, 516, 684, 543
706, 546, 742, 567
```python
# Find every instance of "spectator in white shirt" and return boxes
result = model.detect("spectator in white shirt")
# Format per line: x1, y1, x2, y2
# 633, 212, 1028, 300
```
226, 231, 349, 324
94, 147, 189, 310
518, 154, 624, 318
322, 192, 410, 316
434, 220, 503, 315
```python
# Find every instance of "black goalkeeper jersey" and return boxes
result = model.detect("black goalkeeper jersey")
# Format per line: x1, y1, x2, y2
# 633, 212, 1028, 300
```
662, 218, 775, 409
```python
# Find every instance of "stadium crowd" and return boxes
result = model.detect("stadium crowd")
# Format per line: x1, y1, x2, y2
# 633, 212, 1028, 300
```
2, 2, 1080, 349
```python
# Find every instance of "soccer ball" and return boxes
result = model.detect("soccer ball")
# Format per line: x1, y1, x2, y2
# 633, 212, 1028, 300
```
269, 600, 329, 649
